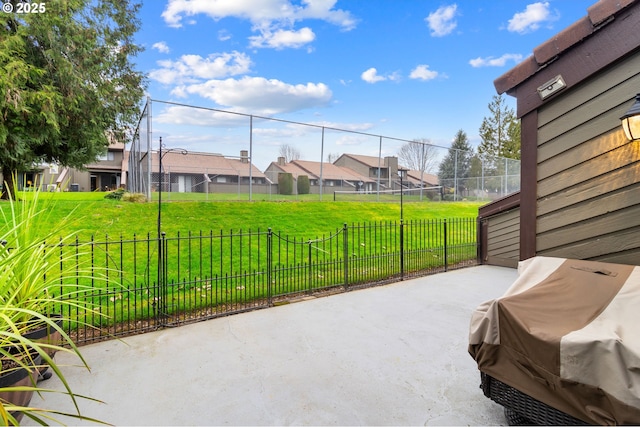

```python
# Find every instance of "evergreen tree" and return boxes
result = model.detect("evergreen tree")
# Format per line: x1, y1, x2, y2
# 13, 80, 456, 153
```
478, 94, 521, 167
438, 130, 473, 199
0, 0, 146, 197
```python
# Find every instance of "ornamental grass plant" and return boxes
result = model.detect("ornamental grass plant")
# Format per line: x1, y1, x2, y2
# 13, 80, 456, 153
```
0, 180, 107, 425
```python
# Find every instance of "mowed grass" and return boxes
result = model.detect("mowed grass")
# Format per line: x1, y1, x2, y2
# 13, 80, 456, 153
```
1, 192, 485, 332
8, 192, 485, 240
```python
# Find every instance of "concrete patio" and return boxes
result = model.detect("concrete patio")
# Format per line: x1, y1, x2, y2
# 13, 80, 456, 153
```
25, 265, 518, 426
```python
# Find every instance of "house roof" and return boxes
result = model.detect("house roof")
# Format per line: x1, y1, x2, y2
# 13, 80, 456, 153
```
265, 160, 308, 177
266, 160, 375, 183
152, 151, 266, 178
338, 154, 390, 168
494, 0, 640, 116
406, 170, 439, 186
293, 160, 376, 183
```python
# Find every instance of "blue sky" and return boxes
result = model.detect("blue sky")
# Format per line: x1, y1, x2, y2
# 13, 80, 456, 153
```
135, 1, 591, 170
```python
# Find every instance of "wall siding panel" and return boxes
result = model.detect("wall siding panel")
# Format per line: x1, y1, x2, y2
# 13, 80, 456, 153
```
537, 162, 640, 216
537, 53, 640, 127
591, 249, 640, 266
538, 129, 629, 181
539, 227, 640, 261
537, 76, 640, 145
538, 108, 624, 164
537, 137, 640, 197
537, 207, 640, 252
534, 53, 640, 264
486, 209, 520, 267
538, 184, 640, 233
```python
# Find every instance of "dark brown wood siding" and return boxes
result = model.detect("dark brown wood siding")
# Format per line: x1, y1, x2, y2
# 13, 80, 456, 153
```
535, 52, 640, 265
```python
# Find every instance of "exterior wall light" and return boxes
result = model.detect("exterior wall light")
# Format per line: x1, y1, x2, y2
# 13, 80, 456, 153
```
621, 94, 640, 141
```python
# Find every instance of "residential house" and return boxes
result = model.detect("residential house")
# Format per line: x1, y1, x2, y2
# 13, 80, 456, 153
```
478, 0, 640, 267
333, 154, 400, 190
153, 150, 269, 194
264, 157, 375, 194
405, 170, 439, 188
15, 143, 126, 192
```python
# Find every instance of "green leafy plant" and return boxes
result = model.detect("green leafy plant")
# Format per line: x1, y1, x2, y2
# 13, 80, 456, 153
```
121, 192, 147, 203
297, 175, 310, 195
104, 188, 126, 200
0, 179, 108, 425
278, 173, 293, 195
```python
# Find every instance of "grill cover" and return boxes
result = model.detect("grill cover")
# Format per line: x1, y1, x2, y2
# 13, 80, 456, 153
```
469, 256, 640, 425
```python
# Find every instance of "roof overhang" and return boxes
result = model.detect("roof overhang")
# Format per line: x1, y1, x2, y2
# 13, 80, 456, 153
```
494, 0, 640, 117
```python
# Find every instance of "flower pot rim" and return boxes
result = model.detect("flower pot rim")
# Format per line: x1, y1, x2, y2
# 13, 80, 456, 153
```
0, 352, 42, 386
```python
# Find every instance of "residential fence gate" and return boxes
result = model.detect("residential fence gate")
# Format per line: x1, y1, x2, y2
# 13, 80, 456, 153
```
57, 218, 478, 345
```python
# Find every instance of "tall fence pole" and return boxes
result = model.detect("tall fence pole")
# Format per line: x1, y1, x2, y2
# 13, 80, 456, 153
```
400, 219, 404, 281
319, 127, 325, 201
267, 228, 272, 305
158, 231, 168, 326
308, 240, 313, 293
343, 223, 349, 289
249, 115, 253, 201
146, 97, 152, 200
444, 219, 448, 272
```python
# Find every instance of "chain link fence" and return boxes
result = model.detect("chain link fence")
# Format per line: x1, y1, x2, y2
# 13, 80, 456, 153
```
129, 98, 520, 202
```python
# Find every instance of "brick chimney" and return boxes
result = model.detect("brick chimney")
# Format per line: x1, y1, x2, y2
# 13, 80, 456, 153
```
240, 150, 249, 164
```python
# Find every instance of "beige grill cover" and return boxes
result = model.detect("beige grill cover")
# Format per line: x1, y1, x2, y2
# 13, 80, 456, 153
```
469, 256, 640, 425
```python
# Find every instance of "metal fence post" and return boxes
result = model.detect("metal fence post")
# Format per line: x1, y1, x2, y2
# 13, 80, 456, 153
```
400, 219, 404, 281
157, 231, 168, 326
308, 239, 313, 294
443, 219, 448, 272
267, 228, 272, 305
343, 223, 348, 289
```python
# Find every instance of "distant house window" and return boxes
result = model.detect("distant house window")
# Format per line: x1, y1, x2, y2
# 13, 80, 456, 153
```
371, 168, 388, 178
217, 176, 227, 183
98, 152, 115, 161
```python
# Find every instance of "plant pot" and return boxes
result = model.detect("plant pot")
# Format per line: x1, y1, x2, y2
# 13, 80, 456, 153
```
22, 315, 63, 380
22, 315, 63, 359
0, 353, 42, 424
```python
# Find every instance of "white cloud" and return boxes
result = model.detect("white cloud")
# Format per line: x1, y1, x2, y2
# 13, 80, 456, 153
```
152, 41, 170, 54
161, 0, 357, 50
361, 68, 386, 84
469, 53, 524, 67
252, 121, 373, 140
295, 0, 357, 30
249, 27, 316, 49
149, 51, 252, 85
387, 71, 401, 82
507, 2, 557, 34
310, 121, 374, 132
170, 86, 188, 98
336, 135, 366, 146
253, 126, 309, 138
155, 106, 247, 127
426, 4, 458, 37
409, 65, 439, 81
218, 30, 232, 41
179, 76, 333, 115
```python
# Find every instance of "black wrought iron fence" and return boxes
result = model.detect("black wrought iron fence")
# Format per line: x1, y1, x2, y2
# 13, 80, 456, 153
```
53, 218, 478, 345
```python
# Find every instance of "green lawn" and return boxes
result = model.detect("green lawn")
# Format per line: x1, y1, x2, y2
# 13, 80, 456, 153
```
2, 192, 485, 336
9, 192, 485, 239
